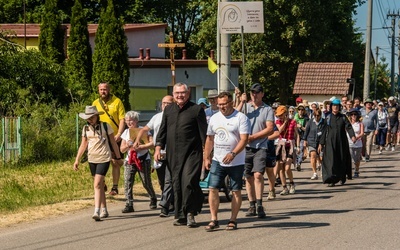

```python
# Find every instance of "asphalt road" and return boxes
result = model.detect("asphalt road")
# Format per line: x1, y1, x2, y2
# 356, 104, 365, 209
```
1, 148, 399, 250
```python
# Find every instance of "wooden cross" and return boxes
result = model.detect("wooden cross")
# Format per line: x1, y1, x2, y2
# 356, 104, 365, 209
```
158, 32, 185, 85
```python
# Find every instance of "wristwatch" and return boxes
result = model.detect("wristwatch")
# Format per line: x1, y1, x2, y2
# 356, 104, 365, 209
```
230, 152, 237, 157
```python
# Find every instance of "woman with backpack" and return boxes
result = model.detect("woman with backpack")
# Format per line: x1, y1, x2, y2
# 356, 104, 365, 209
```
74, 106, 122, 221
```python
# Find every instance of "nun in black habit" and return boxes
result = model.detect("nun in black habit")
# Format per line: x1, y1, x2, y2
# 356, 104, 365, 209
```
155, 83, 207, 227
318, 99, 356, 186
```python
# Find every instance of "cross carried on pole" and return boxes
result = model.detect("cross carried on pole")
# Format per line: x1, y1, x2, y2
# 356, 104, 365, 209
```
158, 32, 185, 85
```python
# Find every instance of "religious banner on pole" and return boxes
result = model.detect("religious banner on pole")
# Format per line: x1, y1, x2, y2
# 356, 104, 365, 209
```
218, 1, 264, 34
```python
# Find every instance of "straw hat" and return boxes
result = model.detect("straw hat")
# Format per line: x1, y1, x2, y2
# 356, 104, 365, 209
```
79, 106, 104, 120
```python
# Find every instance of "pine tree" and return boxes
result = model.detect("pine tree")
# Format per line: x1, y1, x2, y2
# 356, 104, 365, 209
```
66, 0, 92, 102
38, 0, 65, 64
92, 0, 130, 109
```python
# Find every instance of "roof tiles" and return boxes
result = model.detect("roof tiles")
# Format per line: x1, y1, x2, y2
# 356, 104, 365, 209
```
293, 62, 353, 96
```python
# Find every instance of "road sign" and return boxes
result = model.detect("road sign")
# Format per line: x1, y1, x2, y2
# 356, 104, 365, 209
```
218, 1, 264, 34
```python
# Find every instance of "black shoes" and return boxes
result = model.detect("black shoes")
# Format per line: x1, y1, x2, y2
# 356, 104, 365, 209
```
150, 199, 157, 210
122, 205, 134, 213
245, 206, 256, 217
257, 206, 266, 218
173, 218, 187, 226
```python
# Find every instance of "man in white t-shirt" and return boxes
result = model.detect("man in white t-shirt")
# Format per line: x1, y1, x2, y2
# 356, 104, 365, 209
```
203, 92, 250, 231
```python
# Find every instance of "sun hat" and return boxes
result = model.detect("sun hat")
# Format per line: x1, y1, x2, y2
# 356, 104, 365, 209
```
197, 97, 210, 107
79, 106, 104, 120
388, 96, 395, 101
364, 98, 373, 105
378, 102, 384, 106
275, 105, 287, 116
207, 89, 218, 98
297, 103, 305, 109
250, 83, 264, 93
302, 99, 309, 107
347, 108, 360, 116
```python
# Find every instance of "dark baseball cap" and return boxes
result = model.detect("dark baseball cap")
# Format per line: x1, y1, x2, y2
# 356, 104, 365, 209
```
250, 83, 263, 93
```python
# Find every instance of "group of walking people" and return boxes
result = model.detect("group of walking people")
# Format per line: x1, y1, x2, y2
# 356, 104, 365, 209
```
72, 81, 400, 230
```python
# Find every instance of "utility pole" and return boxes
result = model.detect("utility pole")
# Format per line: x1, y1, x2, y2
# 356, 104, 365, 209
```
363, 0, 373, 100
374, 46, 379, 100
387, 11, 400, 97
219, 0, 231, 92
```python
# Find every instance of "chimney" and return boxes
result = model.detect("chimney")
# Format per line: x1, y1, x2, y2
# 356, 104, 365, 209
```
139, 48, 144, 59
182, 49, 187, 59
145, 48, 151, 60
210, 50, 215, 60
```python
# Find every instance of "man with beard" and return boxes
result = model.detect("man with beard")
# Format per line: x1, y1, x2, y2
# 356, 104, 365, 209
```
318, 99, 356, 187
154, 83, 207, 227
93, 82, 125, 195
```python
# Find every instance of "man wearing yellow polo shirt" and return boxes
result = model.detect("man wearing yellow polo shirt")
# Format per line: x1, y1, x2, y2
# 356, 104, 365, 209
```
93, 82, 126, 195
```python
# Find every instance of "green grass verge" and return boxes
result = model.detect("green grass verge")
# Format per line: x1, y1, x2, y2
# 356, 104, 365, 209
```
0, 160, 159, 214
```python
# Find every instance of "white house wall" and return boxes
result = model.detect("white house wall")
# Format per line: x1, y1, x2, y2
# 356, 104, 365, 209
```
130, 67, 239, 91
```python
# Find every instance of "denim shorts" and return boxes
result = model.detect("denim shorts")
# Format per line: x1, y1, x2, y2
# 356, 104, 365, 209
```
208, 160, 244, 191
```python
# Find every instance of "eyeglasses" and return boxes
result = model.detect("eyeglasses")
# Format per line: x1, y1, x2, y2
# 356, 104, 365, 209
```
217, 101, 232, 107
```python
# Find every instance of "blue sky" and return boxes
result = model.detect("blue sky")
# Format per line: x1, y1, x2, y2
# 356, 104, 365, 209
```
354, 0, 399, 72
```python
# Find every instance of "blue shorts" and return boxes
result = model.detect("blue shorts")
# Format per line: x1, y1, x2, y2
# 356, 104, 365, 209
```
208, 160, 244, 191
89, 162, 110, 176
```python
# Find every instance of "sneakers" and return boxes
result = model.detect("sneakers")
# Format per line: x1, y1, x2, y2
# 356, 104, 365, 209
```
296, 164, 301, 171
267, 189, 276, 200
187, 213, 198, 228
385, 144, 391, 151
149, 199, 157, 209
160, 207, 169, 217
289, 184, 296, 194
365, 156, 370, 162
109, 187, 118, 196
245, 206, 257, 216
257, 206, 266, 218
280, 187, 289, 195
92, 212, 101, 221
391, 146, 395, 152
353, 171, 359, 178
379, 150, 382, 155
317, 164, 321, 171
100, 211, 109, 218
311, 173, 318, 180
122, 205, 134, 213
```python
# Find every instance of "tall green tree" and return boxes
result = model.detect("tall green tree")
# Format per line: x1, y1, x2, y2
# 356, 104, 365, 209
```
92, 0, 130, 109
66, 0, 92, 103
193, 0, 366, 104
39, 0, 65, 64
